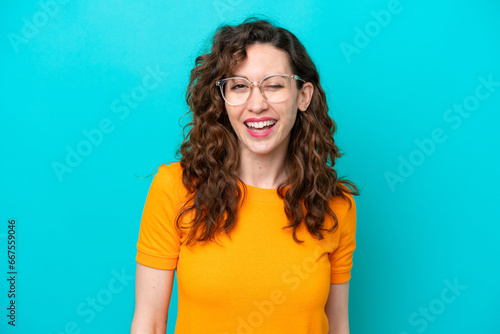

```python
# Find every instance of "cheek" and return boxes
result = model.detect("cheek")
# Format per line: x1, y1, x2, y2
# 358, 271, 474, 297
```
289, 115, 298, 129
225, 108, 242, 128
283, 107, 298, 126
225, 107, 235, 121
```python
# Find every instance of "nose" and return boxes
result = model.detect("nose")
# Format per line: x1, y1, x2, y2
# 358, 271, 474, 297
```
246, 84, 268, 113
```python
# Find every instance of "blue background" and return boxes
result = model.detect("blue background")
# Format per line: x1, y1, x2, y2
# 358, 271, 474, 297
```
1, 0, 499, 333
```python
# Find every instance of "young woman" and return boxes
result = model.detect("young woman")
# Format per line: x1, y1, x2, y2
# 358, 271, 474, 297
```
131, 17, 359, 334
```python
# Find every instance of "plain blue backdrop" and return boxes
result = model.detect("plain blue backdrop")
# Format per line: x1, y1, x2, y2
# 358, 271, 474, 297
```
1, 0, 499, 333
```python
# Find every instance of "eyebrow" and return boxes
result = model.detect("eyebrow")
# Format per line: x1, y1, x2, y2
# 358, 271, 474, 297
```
230, 73, 286, 79
231, 74, 248, 79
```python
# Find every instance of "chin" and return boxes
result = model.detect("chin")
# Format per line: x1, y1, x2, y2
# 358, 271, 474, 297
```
250, 146, 276, 156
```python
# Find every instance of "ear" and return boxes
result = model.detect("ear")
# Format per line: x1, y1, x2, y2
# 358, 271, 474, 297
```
297, 82, 314, 111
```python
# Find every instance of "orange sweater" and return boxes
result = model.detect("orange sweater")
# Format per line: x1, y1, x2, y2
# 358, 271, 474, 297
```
136, 162, 356, 333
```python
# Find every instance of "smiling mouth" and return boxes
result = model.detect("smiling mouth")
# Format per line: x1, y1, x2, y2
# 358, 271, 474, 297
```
244, 120, 277, 132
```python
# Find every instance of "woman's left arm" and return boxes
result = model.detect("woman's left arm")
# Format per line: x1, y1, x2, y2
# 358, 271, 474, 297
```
325, 281, 350, 334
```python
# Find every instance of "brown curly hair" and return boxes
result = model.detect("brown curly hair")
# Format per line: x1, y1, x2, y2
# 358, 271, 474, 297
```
172, 17, 359, 246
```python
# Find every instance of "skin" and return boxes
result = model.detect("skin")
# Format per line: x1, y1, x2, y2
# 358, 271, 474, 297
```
326, 281, 351, 334
226, 43, 314, 189
131, 264, 174, 334
131, 43, 350, 334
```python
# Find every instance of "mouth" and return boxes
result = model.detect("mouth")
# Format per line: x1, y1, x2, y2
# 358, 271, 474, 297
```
244, 120, 277, 132
244, 120, 277, 138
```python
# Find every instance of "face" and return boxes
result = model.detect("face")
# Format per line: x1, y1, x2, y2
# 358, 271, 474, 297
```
224, 43, 312, 160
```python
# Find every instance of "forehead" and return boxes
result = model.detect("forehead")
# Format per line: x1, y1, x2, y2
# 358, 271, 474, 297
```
231, 43, 292, 79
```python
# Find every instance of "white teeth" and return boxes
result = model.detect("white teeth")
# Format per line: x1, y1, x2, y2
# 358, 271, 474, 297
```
245, 120, 277, 128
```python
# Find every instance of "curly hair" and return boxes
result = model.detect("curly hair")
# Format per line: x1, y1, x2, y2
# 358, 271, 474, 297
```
172, 16, 359, 246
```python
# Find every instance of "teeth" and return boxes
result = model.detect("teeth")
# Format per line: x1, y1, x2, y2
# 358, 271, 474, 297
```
245, 120, 277, 129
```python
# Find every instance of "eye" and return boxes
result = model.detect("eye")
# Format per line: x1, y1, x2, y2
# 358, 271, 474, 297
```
231, 84, 248, 90
264, 84, 284, 90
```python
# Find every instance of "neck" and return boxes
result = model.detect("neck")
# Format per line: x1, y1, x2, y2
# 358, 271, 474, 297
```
238, 150, 289, 189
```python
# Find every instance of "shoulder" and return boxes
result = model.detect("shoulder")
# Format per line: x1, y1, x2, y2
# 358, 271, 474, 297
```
153, 161, 190, 200
330, 185, 356, 219
146, 161, 184, 196
155, 161, 183, 183
158, 160, 182, 174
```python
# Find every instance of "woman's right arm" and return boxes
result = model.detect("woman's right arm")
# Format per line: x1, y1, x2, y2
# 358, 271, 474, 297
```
130, 263, 175, 334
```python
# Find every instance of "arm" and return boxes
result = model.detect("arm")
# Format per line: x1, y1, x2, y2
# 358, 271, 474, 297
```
327, 193, 356, 333
130, 263, 175, 334
325, 281, 350, 334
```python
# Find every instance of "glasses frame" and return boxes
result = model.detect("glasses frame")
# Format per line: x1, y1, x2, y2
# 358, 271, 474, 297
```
215, 74, 305, 106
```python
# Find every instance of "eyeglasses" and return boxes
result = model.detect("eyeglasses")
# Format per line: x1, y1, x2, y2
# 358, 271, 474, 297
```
215, 74, 305, 106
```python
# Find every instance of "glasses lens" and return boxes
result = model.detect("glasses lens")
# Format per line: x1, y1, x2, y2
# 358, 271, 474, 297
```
222, 78, 250, 105
261, 75, 291, 103
220, 75, 292, 105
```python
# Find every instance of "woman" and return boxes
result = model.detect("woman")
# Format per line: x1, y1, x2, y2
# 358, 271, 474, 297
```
131, 17, 359, 334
